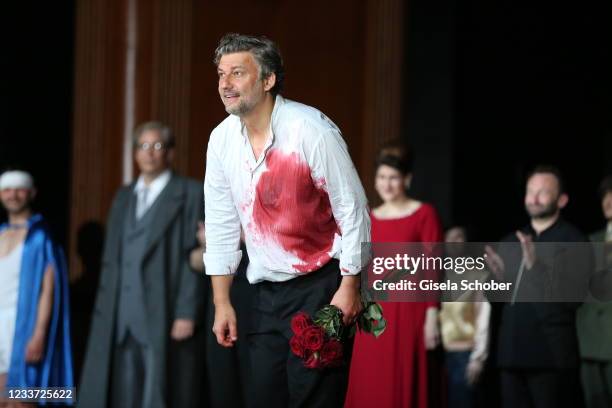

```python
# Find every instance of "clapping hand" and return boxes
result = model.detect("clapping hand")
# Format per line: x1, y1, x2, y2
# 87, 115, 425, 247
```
196, 221, 206, 247
516, 231, 536, 269
484, 245, 505, 280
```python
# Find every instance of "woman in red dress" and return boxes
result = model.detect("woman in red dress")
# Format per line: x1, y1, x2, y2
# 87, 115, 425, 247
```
345, 145, 443, 408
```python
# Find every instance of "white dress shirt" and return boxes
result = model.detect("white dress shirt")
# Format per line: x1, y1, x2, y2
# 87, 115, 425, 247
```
134, 169, 172, 218
204, 95, 371, 283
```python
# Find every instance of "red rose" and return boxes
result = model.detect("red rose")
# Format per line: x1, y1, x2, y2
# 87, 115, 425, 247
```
290, 335, 306, 358
304, 351, 320, 369
320, 339, 343, 367
291, 312, 312, 335
302, 326, 325, 351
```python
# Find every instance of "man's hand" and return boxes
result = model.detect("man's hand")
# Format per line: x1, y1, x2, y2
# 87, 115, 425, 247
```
25, 333, 46, 363
330, 275, 363, 326
196, 221, 206, 247
212, 302, 238, 347
171, 318, 195, 341
423, 307, 440, 350
484, 245, 505, 280
516, 231, 536, 269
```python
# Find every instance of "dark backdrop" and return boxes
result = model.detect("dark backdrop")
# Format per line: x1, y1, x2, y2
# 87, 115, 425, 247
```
405, 0, 612, 240
0, 2, 75, 245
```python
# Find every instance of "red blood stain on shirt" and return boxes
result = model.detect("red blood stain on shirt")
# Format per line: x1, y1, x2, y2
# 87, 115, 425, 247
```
252, 149, 338, 273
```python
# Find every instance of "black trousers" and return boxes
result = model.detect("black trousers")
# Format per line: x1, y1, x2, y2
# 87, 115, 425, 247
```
246, 260, 351, 408
501, 368, 584, 408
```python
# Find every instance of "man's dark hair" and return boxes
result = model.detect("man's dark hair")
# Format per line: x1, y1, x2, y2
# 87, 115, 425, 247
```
527, 165, 566, 195
599, 175, 612, 199
214, 33, 285, 96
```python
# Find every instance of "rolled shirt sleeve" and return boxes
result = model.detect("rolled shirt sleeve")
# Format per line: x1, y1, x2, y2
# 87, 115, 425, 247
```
203, 137, 243, 275
308, 127, 371, 276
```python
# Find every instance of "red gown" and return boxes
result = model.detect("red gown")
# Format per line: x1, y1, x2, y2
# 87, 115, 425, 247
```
344, 203, 443, 408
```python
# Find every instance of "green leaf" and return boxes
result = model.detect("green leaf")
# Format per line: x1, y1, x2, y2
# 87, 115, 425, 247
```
368, 303, 382, 320
361, 318, 372, 333
372, 318, 387, 338
361, 287, 374, 302
313, 304, 347, 339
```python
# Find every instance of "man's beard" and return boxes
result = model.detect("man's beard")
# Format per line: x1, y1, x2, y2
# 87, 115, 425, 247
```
225, 100, 253, 116
1, 199, 30, 215
526, 202, 558, 220
224, 81, 264, 117
225, 91, 262, 117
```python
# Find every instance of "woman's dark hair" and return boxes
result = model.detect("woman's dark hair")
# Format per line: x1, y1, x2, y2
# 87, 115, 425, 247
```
375, 144, 413, 175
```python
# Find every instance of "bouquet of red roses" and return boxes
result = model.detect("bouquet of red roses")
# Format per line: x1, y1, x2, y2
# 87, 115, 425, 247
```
289, 302, 386, 369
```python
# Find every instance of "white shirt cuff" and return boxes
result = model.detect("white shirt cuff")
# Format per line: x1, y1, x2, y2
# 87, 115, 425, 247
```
203, 250, 243, 275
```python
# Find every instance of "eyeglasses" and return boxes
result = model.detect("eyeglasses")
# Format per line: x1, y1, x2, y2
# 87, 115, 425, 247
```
137, 142, 167, 151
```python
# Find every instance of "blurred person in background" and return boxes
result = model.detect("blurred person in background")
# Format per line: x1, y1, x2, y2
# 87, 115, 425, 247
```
440, 226, 490, 408
0, 170, 73, 406
577, 175, 612, 408
485, 165, 589, 408
345, 145, 444, 408
79, 121, 205, 408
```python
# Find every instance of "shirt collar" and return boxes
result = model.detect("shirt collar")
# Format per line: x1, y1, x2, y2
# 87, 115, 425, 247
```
270, 94, 284, 126
134, 169, 172, 193
239, 94, 285, 144
526, 216, 562, 238
607, 221, 612, 235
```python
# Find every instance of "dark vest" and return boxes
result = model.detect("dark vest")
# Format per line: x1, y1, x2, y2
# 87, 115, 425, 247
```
115, 189, 163, 345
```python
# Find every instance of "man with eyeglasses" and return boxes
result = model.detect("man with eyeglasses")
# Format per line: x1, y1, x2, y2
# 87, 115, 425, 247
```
79, 121, 206, 408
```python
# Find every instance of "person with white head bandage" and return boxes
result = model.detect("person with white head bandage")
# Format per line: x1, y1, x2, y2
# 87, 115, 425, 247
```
0, 170, 73, 402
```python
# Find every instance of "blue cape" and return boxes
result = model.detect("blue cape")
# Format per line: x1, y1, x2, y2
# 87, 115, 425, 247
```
1, 214, 73, 390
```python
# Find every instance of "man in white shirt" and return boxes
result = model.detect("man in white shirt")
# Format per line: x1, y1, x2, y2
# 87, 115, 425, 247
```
204, 33, 371, 407
79, 122, 205, 408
